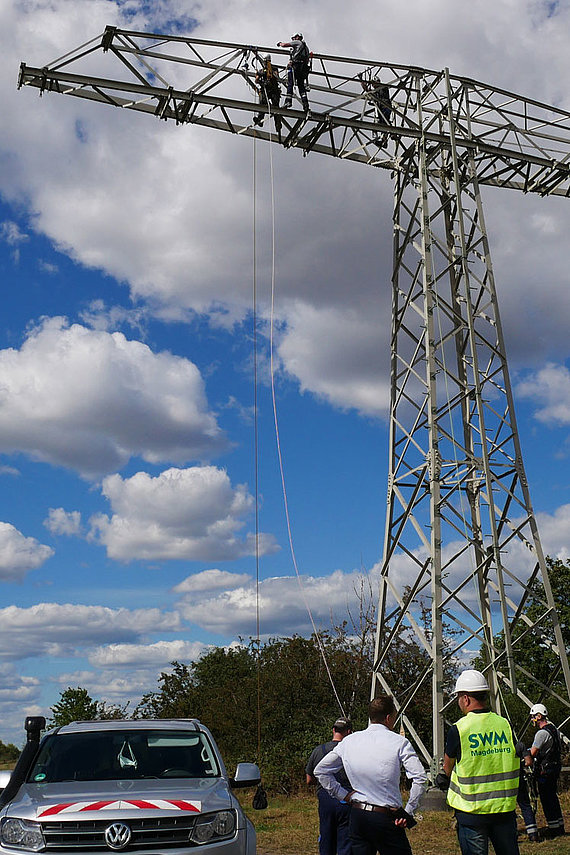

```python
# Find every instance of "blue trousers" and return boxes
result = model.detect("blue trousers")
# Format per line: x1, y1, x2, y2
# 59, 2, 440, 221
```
517, 774, 537, 835
317, 789, 351, 855
456, 814, 519, 855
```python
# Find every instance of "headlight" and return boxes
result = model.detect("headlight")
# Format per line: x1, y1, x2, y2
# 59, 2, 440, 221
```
0, 818, 45, 852
189, 810, 236, 845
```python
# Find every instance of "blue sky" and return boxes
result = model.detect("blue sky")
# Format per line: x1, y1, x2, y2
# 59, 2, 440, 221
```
1, 0, 570, 745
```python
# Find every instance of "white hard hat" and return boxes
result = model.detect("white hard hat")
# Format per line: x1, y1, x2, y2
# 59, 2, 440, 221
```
454, 669, 489, 694
530, 703, 548, 717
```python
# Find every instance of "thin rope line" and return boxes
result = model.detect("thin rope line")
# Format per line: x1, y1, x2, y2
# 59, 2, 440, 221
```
252, 132, 262, 762
265, 96, 346, 717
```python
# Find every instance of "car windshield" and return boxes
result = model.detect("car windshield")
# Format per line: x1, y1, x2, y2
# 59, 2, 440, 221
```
28, 729, 221, 783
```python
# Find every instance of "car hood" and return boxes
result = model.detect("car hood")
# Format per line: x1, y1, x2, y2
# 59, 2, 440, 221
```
2, 778, 234, 823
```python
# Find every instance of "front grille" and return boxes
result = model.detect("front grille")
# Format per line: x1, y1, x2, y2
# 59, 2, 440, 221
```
42, 816, 197, 850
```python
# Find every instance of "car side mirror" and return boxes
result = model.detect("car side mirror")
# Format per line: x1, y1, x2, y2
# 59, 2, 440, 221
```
230, 762, 261, 788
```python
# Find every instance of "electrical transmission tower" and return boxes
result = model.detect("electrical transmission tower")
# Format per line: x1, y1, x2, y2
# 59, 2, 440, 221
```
19, 28, 570, 773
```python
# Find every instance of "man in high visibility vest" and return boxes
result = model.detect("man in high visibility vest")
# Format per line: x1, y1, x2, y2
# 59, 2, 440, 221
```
441, 670, 520, 855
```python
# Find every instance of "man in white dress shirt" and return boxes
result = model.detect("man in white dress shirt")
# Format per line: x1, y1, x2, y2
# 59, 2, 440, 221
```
314, 696, 426, 855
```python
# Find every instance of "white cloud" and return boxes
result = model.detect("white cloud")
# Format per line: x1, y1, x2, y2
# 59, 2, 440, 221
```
173, 568, 252, 593
44, 508, 82, 537
535, 503, 570, 561
0, 664, 42, 746
516, 362, 570, 425
0, 664, 40, 704
87, 639, 207, 668
0, 318, 227, 477
53, 668, 158, 710
38, 260, 58, 275
0, 465, 19, 477
176, 568, 367, 636
0, 603, 180, 660
0, 220, 28, 246
89, 466, 278, 562
277, 302, 390, 417
0, 522, 53, 582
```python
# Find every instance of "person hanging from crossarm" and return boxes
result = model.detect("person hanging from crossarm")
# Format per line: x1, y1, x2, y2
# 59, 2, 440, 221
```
358, 72, 392, 147
277, 32, 310, 112
253, 54, 282, 140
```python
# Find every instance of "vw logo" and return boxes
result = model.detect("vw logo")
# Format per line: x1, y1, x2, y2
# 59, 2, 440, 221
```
104, 822, 132, 850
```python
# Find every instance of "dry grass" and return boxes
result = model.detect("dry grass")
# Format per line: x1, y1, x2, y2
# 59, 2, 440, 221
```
241, 790, 570, 854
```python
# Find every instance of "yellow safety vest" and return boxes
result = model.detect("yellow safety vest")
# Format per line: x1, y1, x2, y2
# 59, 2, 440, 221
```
447, 711, 519, 814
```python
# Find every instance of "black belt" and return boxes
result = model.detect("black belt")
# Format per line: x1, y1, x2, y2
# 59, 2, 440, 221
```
352, 801, 397, 815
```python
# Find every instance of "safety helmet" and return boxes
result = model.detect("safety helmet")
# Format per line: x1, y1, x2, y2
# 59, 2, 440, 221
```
453, 669, 489, 694
291, 33, 303, 40
264, 54, 271, 61
530, 703, 548, 718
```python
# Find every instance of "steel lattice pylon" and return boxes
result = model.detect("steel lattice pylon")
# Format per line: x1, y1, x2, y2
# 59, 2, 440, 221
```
18, 29, 570, 771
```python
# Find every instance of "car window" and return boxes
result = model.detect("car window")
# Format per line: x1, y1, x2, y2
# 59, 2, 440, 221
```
28, 729, 220, 783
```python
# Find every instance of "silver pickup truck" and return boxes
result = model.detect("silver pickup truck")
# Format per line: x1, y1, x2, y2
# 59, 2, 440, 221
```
0, 717, 260, 855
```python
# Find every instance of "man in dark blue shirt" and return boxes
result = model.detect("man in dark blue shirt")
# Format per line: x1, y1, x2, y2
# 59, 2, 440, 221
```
306, 717, 352, 855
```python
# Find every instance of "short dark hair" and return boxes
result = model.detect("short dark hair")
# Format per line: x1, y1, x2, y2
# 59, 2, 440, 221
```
369, 695, 396, 723
333, 717, 352, 733
466, 690, 489, 705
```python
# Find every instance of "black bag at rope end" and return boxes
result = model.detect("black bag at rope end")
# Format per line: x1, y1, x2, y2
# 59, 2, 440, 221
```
252, 785, 268, 810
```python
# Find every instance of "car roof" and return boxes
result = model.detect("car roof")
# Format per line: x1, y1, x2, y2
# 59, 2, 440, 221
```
49, 719, 203, 735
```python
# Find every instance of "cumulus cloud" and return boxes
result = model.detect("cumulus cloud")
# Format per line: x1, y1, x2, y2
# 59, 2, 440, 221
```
176, 569, 368, 636
278, 302, 390, 417
53, 668, 159, 711
0, 664, 42, 745
534, 503, 570, 560
0, 664, 40, 704
89, 466, 278, 562
0, 522, 53, 582
44, 508, 82, 537
0, 318, 227, 477
87, 639, 207, 668
0, 603, 180, 660
173, 568, 252, 593
516, 362, 570, 425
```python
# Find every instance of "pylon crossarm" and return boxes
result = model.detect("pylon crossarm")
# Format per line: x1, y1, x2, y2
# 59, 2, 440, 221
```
18, 28, 570, 194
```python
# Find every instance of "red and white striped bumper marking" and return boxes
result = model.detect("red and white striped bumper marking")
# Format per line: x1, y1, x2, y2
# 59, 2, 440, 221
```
37, 799, 201, 818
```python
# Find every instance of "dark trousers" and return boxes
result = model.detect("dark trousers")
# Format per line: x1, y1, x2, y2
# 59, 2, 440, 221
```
255, 85, 282, 133
286, 64, 308, 106
537, 772, 564, 830
317, 789, 351, 855
517, 774, 537, 834
348, 806, 411, 855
